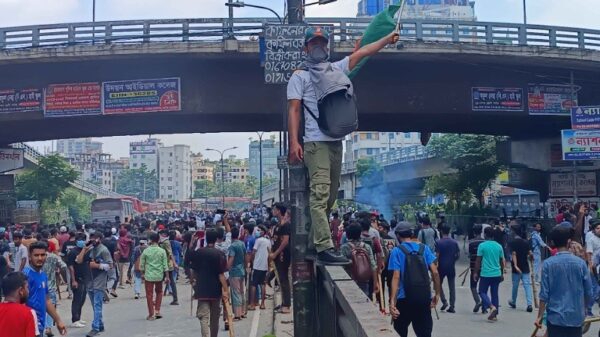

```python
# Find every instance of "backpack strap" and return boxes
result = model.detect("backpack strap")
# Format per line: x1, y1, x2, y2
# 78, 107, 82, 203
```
301, 100, 319, 123
398, 244, 410, 255
417, 243, 425, 256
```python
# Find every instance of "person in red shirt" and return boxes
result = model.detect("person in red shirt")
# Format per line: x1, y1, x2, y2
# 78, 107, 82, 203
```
0, 271, 38, 337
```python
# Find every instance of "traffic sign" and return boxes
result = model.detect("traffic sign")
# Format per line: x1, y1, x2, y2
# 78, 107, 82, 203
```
571, 106, 600, 130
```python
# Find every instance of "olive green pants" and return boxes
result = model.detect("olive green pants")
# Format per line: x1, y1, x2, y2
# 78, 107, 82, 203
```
303, 141, 343, 253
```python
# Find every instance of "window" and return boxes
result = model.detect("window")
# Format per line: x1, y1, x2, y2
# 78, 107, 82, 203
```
168, 177, 172, 182
168, 186, 173, 190
132, 163, 137, 168
132, 154, 137, 159
389, 132, 395, 139
353, 134, 358, 142
170, 152, 173, 157
168, 194, 172, 199
366, 133, 372, 140
366, 148, 373, 155
404, 133, 411, 139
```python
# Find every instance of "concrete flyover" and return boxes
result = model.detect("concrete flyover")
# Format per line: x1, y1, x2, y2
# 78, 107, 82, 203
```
0, 18, 600, 143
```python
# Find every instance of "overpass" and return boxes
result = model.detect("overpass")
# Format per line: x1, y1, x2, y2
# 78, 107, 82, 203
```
0, 18, 600, 143
10, 142, 123, 198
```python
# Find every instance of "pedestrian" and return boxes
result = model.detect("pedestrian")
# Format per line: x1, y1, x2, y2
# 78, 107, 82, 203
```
131, 239, 148, 299
270, 202, 291, 314
468, 224, 485, 313
116, 228, 133, 288
248, 225, 271, 310
531, 223, 548, 283
188, 229, 229, 337
102, 229, 118, 299
13, 232, 29, 272
227, 226, 246, 320
585, 219, 600, 316
75, 232, 113, 337
473, 226, 505, 322
287, 26, 399, 264
159, 229, 179, 305
507, 225, 534, 312
140, 232, 169, 321
41, 241, 68, 337
389, 221, 440, 337
435, 225, 460, 313
0, 272, 38, 337
534, 225, 593, 337
66, 233, 89, 328
341, 223, 377, 297
23, 241, 67, 336
417, 217, 438, 254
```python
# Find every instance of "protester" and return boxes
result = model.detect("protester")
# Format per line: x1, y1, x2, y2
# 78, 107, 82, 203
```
131, 239, 148, 300
474, 227, 505, 321
13, 232, 29, 272
270, 202, 291, 314
468, 224, 485, 313
435, 225, 460, 313
140, 232, 169, 320
188, 229, 229, 337
41, 241, 68, 336
0, 272, 38, 337
531, 223, 548, 283
116, 228, 134, 288
23, 241, 67, 336
249, 225, 271, 311
66, 233, 89, 328
535, 225, 593, 337
341, 223, 377, 297
227, 226, 246, 320
389, 221, 440, 337
508, 225, 533, 312
159, 229, 179, 305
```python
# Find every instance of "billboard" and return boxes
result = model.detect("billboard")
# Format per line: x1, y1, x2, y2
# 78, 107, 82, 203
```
549, 172, 597, 197
471, 87, 524, 111
0, 149, 24, 173
528, 84, 577, 115
561, 129, 600, 160
0, 88, 43, 114
44, 82, 102, 117
103, 78, 181, 114
571, 106, 600, 130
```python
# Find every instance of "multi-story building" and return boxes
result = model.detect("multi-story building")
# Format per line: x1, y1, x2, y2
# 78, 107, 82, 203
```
249, 138, 280, 181
158, 145, 191, 201
57, 138, 103, 157
129, 138, 162, 173
344, 132, 423, 162
191, 153, 215, 182
214, 156, 249, 184
67, 153, 114, 190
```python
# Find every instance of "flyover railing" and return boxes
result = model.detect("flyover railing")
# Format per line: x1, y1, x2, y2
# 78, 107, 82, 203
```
342, 144, 438, 174
1, 17, 600, 51
11, 142, 123, 198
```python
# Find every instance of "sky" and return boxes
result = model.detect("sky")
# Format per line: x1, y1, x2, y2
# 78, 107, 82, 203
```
2, 0, 599, 159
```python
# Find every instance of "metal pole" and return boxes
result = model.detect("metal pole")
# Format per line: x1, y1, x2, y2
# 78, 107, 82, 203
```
259, 133, 263, 208
227, 0, 234, 38
190, 161, 193, 211
287, 0, 304, 24
571, 71, 578, 203
522, 0, 527, 25
221, 153, 225, 208
92, 0, 96, 45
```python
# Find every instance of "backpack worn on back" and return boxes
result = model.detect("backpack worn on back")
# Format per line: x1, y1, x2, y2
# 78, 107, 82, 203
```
349, 242, 373, 283
398, 244, 431, 306
303, 89, 358, 138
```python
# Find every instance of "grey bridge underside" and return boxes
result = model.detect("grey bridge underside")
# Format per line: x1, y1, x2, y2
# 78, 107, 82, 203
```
1, 41, 599, 144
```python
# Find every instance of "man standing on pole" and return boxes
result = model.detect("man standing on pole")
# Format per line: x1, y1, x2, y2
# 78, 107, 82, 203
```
287, 27, 399, 264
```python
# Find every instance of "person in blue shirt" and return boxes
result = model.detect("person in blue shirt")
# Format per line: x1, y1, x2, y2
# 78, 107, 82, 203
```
535, 225, 593, 337
531, 223, 549, 283
23, 241, 67, 335
388, 222, 440, 337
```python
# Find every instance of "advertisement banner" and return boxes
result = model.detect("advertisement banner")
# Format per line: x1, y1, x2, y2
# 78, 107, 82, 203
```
528, 84, 577, 115
561, 130, 600, 160
0, 149, 24, 173
0, 175, 15, 194
0, 88, 43, 114
471, 87, 523, 111
571, 106, 600, 130
103, 78, 181, 114
44, 82, 102, 117
549, 172, 597, 197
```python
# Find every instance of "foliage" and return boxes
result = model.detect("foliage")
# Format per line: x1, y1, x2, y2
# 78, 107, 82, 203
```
355, 157, 383, 186
425, 134, 504, 208
16, 154, 79, 203
59, 188, 93, 222
194, 176, 279, 200
116, 165, 158, 201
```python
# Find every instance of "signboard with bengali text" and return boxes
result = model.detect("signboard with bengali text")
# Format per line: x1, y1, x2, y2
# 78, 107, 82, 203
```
549, 172, 597, 197
561, 129, 600, 160
571, 106, 600, 130
0, 149, 24, 173
471, 87, 523, 111
102, 78, 181, 114
528, 84, 577, 115
0, 88, 43, 114
44, 82, 102, 117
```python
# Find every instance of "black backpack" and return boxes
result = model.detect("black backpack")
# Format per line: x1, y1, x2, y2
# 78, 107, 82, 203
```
398, 244, 431, 306
303, 89, 358, 138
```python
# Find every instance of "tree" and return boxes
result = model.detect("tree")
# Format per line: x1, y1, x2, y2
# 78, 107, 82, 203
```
16, 154, 79, 203
194, 179, 218, 198
115, 165, 158, 201
59, 188, 93, 222
426, 134, 504, 208
355, 157, 383, 186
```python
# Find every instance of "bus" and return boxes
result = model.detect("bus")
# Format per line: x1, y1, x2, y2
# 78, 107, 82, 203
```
91, 198, 134, 224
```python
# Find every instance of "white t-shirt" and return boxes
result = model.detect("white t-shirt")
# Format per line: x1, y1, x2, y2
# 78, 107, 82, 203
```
286, 57, 351, 142
586, 231, 600, 255
252, 236, 272, 271
14, 244, 29, 271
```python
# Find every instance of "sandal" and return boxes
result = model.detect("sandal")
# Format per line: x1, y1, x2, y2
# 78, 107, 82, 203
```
155, 313, 163, 319
260, 305, 266, 310
146, 315, 156, 321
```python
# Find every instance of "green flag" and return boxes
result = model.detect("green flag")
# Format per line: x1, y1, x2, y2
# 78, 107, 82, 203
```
347, 4, 401, 79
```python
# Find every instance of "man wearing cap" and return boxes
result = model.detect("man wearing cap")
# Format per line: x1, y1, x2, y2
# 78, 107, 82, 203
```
287, 26, 399, 265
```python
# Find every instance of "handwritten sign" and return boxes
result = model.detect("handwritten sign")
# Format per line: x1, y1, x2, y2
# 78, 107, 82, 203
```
471, 87, 523, 111
263, 24, 332, 84
0, 88, 43, 114
102, 78, 181, 114
571, 106, 600, 130
45, 82, 101, 117
561, 129, 600, 160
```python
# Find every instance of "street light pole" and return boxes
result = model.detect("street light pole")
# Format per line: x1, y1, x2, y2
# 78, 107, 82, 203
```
92, 0, 96, 44
257, 132, 264, 209
206, 147, 237, 209
522, 0, 527, 25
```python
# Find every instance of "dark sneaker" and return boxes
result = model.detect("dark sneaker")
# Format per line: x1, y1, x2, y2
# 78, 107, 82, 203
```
473, 303, 481, 313
440, 303, 448, 311
316, 249, 350, 265
86, 330, 100, 337
170, 301, 179, 305
446, 307, 455, 313
527, 305, 533, 313
508, 300, 516, 309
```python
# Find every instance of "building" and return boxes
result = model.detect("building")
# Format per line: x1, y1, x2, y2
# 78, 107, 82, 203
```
191, 153, 215, 182
344, 132, 424, 162
56, 138, 103, 157
249, 138, 280, 181
104, 159, 128, 191
357, 0, 476, 20
158, 145, 191, 201
129, 138, 162, 173
67, 153, 113, 190
214, 156, 249, 184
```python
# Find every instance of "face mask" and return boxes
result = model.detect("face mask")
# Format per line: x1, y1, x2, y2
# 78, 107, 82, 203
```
254, 231, 261, 238
307, 45, 329, 63
76, 240, 85, 248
